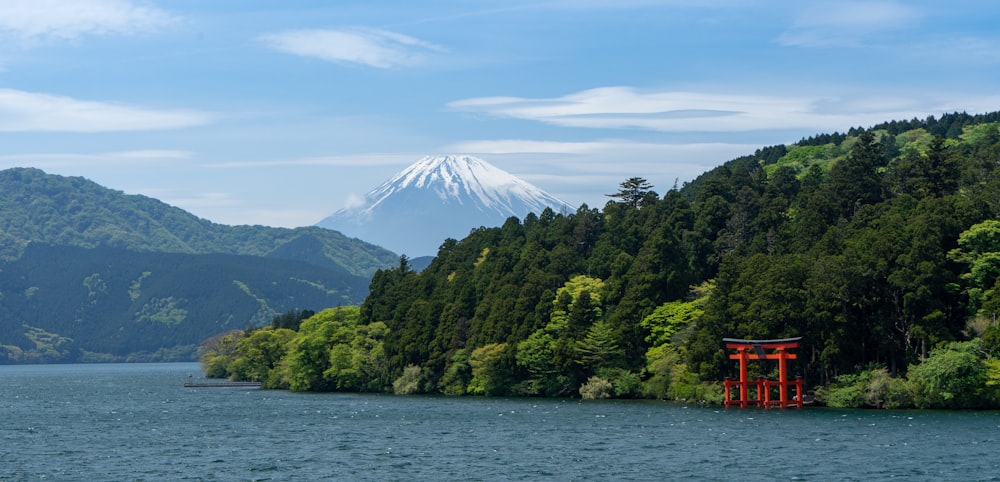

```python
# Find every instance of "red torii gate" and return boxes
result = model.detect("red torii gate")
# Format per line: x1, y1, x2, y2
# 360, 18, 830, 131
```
723, 337, 803, 409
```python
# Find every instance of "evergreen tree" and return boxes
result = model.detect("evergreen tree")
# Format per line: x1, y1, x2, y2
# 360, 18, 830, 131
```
607, 177, 655, 208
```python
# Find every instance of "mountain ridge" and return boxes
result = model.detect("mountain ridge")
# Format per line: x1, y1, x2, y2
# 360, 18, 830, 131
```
0, 167, 397, 277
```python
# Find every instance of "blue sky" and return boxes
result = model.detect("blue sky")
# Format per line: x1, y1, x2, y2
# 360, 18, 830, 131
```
1, 0, 998, 227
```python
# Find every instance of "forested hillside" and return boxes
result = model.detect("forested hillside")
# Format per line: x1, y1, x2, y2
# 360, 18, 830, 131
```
203, 112, 1000, 408
0, 243, 371, 363
0, 168, 397, 277
0, 168, 398, 363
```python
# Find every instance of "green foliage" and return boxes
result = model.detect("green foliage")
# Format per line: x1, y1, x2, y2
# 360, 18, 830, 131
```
467, 343, 509, 396
579, 376, 613, 399
439, 349, 472, 395
282, 307, 390, 392
515, 330, 559, 395
576, 320, 623, 370
607, 177, 656, 208
907, 340, 988, 409
821, 341, 994, 409
641, 281, 711, 348
199, 330, 245, 379
229, 328, 295, 388
765, 143, 843, 178
642, 344, 718, 402
950, 220, 1000, 318
134, 297, 189, 327
819, 366, 912, 409
269, 309, 316, 331
393, 365, 424, 395
984, 324, 1000, 355
594, 367, 642, 398
985, 358, 1000, 404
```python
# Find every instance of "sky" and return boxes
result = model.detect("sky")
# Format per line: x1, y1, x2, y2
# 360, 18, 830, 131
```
1, 0, 999, 228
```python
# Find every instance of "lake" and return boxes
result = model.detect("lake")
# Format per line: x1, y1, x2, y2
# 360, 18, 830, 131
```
1, 363, 998, 480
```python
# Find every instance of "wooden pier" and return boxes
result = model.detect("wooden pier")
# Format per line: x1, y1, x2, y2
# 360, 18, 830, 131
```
184, 376, 261, 388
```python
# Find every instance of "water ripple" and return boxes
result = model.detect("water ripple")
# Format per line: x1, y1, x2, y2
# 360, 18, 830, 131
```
2, 363, 1000, 480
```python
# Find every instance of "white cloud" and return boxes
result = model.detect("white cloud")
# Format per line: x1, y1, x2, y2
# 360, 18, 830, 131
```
0, 89, 213, 132
777, 1, 923, 47
449, 86, 1000, 134
0, 0, 178, 42
260, 28, 444, 68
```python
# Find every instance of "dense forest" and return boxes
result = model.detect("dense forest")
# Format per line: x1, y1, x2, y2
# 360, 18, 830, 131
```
202, 112, 1000, 408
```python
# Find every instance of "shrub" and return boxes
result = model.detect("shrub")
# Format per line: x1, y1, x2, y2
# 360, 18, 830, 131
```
596, 367, 642, 398
393, 364, 423, 395
820, 366, 913, 409
865, 368, 912, 409
822, 374, 866, 408
579, 376, 613, 399
907, 340, 987, 409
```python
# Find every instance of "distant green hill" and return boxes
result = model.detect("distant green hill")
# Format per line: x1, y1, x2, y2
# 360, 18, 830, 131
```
0, 168, 398, 363
0, 167, 395, 277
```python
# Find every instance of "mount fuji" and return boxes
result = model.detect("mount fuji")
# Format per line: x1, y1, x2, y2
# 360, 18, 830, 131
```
316, 155, 575, 257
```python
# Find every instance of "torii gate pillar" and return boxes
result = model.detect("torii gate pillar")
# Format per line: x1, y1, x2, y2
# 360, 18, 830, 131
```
722, 337, 803, 409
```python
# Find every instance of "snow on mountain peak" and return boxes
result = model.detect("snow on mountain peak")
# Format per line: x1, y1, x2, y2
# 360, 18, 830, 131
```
315, 154, 575, 256
367, 154, 570, 216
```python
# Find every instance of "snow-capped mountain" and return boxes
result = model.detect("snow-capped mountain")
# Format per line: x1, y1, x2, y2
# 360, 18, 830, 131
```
316, 155, 575, 256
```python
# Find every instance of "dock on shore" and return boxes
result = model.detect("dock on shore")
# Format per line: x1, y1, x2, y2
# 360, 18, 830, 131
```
184, 376, 261, 388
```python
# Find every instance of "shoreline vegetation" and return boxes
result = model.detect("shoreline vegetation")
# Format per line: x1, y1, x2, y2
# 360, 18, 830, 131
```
201, 112, 1000, 408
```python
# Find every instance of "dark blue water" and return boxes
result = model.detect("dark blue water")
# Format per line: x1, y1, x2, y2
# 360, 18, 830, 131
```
2, 363, 999, 480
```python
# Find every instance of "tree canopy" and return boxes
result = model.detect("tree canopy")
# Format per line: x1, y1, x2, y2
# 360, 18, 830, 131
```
203, 112, 1000, 407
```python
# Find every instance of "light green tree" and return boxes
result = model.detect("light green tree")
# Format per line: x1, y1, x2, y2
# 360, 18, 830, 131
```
283, 307, 390, 392
576, 320, 623, 370
198, 330, 244, 379
642, 282, 712, 399
229, 327, 295, 387
547, 275, 604, 332
467, 343, 508, 395
950, 220, 1000, 318
907, 340, 987, 409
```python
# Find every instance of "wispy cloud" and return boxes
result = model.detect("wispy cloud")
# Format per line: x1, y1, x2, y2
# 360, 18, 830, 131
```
0, 150, 193, 170
0, 89, 213, 132
440, 138, 762, 205
445, 138, 757, 157
260, 28, 444, 68
445, 139, 759, 179
777, 1, 924, 47
910, 36, 1000, 64
206, 153, 417, 169
449, 86, 1000, 134
0, 0, 178, 43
